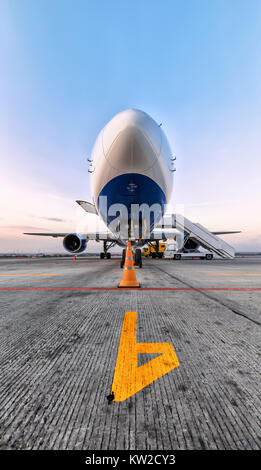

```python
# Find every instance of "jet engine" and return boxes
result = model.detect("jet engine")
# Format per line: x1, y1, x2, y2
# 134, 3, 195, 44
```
63, 234, 87, 253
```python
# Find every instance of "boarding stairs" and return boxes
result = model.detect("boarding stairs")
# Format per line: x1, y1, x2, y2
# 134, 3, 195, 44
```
160, 214, 235, 259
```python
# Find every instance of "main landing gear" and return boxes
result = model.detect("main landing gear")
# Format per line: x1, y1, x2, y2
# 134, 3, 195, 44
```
100, 241, 115, 259
100, 252, 111, 259
121, 247, 142, 268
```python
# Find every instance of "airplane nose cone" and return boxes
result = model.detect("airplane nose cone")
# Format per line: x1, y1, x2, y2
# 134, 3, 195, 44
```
102, 109, 162, 172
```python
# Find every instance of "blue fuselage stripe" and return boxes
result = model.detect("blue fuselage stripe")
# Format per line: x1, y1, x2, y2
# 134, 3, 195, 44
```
97, 173, 166, 229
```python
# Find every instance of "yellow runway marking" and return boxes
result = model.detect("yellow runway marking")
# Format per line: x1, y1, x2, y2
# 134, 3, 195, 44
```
0, 274, 60, 277
111, 311, 179, 402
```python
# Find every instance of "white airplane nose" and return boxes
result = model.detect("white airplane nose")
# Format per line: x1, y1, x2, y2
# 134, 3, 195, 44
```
91, 108, 174, 212
104, 125, 159, 171
102, 109, 162, 172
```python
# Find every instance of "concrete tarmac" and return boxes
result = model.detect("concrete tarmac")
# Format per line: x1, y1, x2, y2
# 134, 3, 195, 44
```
0, 256, 260, 450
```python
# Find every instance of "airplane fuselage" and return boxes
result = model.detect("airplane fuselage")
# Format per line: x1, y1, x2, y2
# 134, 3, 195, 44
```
91, 109, 174, 241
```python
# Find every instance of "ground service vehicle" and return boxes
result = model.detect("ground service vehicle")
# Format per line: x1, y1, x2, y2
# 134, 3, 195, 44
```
142, 242, 167, 258
164, 245, 214, 260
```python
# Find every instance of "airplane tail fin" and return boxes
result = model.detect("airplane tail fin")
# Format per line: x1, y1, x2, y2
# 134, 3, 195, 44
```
76, 200, 98, 215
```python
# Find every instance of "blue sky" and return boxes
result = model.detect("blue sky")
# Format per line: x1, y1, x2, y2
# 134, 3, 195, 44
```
1, 0, 261, 252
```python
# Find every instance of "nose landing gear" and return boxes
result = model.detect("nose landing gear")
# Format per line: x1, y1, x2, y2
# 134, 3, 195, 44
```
120, 247, 142, 268
135, 248, 142, 268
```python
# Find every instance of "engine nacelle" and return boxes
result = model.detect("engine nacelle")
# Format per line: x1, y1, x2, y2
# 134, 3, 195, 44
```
63, 233, 87, 253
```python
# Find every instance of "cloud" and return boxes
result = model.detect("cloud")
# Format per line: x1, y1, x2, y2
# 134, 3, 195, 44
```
26, 213, 69, 223
40, 217, 65, 222
38, 216, 66, 222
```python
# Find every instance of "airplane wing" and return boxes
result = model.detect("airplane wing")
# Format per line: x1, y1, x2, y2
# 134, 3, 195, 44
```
211, 231, 241, 235
24, 230, 241, 238
24, 233, 68, 238
23, 231, 118, 241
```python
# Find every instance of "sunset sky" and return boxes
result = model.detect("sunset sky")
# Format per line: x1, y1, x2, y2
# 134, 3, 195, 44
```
1, 0, 261, 253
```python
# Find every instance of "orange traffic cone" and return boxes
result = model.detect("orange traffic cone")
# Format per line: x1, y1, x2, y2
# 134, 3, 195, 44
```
118, 241, 140, 288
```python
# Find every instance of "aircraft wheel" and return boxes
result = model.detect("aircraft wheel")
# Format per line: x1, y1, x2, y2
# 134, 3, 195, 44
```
120, 249, 126, 268
106, 252, 111, 259
135, 249, 142, 268
100, 252, 105, 259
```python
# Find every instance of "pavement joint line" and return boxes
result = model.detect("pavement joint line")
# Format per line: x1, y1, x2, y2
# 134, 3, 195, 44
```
0, 287, 261, 291
207, 274, 261, 276
0, 274, 60, 277
152, 264, 261, 327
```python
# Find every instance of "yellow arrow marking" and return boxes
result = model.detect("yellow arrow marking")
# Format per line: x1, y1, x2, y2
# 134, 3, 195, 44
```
111, 311, 179, 402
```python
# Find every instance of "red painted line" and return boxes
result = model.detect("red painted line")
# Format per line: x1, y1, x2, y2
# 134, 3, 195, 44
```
0, 287, 261, 291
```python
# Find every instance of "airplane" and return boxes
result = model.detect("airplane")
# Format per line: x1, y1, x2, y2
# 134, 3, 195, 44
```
24, 109, 240, 267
